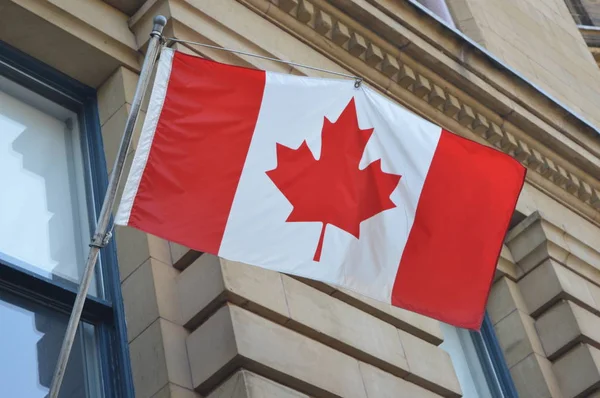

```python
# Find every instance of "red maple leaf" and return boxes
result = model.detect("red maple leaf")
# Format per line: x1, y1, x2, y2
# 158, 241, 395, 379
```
266, 98, 402, 262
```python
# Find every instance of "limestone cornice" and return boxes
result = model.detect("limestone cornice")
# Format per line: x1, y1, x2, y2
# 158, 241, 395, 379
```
231, 0, 600, 225
128, 0, 600, 225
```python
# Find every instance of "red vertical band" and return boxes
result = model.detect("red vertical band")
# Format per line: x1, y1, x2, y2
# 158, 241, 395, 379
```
391, 130, 526, 329
128, 53, 266, 254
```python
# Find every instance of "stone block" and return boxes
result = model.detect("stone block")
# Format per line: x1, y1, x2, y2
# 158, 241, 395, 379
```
365, 43, 384, 66
396, 64, 417, 88
152, 384, 200, 398
381, 54, 400, 77
314, 9, 332, 35
505, 213, 567, 266
359, 362, 442, 398
123, 257, 182, 341
494, 309, 544, 367
186, 304, 367, 397
399, 329, 461, 397
553, 344, 600, 398
457, 104, 475, 126
487, 277, 528, 325
101, 104, 145, 173
114, 227, 147, 281
170, 243, 201, 270
97, 66, 140, 126
123, 258, 159, 342
536, 300, 600, 359
443, 94, 460, 117
282, 276, 409, 376
348, 32, 367, 57
428, 84, 446, 107
178, 255, 289, 329
161, 320, 194, 391
130, 319, 193, 398
331, 287, 443, 345
413, 74, 432, 97
518, 259, 597, 317
296, 0, 314, 24
207, 370, 310, 397
510, 353, 562, 398
115, 225, 174, 282
332, 20, 351, 45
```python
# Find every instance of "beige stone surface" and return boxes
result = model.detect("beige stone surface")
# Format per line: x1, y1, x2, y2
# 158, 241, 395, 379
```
101, 103, 145, 173
449, 0, 600, 128
97, 66, 140, 125
332, 287, 443, 345
129, 319, 168, 398
123, 257, 181, 341
553, 344, 600, 398
536, 300, 600, 359
206, 370, 311, 397
359, 362, 442, 398
178, 255, 290, 329
0, 1, 139, 87
510, 353, 563, 398
487, 277, 528, 325
186, 304, 367, 397
130, 318, 193, 398
505, 213, 600, 282
122, 258, 159, 342
282, 275, 409, 376
169, 243, 201, 270
494, 309, 544, 367
114, 226, 160, 281
399, 329, 461, 397
518, 259, 599, 317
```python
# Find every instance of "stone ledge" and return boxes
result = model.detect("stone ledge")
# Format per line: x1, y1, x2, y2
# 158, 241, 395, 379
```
553, 344, 600, 398
186, 304, 459, 397
3, 0, 140, 87
177, 254, 458, 394
518, 259, 600, 318
506, 212, 600, 287
536, 300, 600, 360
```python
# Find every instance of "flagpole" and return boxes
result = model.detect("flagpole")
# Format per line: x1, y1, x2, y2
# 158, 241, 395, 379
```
48, 15, 166, 398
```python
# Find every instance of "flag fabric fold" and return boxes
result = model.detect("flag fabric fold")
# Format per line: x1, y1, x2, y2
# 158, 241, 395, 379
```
116, 47, 526, 330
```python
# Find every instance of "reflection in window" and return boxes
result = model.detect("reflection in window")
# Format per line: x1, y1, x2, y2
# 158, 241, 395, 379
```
414, 0, 456, 27
0, 76, 101, 296
0, 290, 102, 397
440, 323, 497, 397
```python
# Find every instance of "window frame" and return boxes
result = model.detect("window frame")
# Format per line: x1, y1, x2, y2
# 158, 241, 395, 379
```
470, 313, 519, 398
0, 40, 134, 398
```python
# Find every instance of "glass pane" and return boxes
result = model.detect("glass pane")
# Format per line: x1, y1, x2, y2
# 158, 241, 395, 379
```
440, 323, 495, 398
0, 76, 101, 296
0, 289, 103, 397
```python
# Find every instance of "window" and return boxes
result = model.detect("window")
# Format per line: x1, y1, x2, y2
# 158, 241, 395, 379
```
440, 314, 518, 398
0, 41, 133, 397
414, 0, 457, 28
565, 0, 600, 27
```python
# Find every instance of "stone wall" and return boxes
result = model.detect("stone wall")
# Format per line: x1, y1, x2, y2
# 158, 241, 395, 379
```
448, 0, 600, 128
3, 0, 600, 397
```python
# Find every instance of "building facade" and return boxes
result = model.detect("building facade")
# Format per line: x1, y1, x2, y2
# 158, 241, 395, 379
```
1, 0, 600, 397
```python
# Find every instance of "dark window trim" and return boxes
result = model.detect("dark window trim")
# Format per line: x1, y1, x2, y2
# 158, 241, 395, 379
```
0, 40, 134, 398
471, 313, 519, 398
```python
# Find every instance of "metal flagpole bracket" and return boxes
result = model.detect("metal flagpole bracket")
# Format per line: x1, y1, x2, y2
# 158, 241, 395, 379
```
48, 15, 167, 398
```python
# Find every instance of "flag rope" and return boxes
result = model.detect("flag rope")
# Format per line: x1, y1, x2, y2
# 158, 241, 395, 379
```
165, 37, 363, 87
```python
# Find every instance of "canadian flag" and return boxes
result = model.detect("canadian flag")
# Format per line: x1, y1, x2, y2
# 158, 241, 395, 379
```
116, 48, 525, 329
